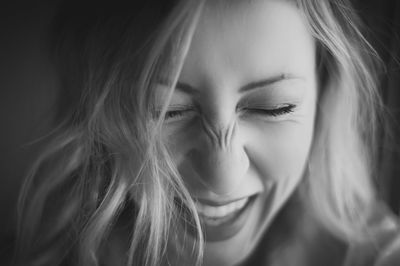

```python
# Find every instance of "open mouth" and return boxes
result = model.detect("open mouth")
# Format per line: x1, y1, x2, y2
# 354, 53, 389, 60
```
195, 197, 250, 226
195, 195, 257, 242
174, 194, 258, 242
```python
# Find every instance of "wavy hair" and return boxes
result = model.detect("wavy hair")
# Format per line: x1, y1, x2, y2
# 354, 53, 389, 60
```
16, 0, 385, 265
299, 0, 385, 241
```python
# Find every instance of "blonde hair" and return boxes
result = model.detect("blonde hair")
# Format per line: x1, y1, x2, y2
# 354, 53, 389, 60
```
16, 0, 385, 265
299, 0, 384, 241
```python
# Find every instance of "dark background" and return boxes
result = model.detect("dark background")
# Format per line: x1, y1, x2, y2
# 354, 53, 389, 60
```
353, 0, 400, 213
0, 0, 399, 262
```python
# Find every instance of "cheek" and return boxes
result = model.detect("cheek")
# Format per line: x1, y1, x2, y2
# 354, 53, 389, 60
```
161, 121, 201, 161
244, 120, 314, 184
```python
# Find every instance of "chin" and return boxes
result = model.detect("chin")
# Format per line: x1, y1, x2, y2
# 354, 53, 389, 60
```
199, 181, 301, 266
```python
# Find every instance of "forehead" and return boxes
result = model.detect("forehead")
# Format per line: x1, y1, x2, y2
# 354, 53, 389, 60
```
179, 0, 315, 87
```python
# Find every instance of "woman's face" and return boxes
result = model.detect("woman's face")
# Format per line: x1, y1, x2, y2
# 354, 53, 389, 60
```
158, 0, 317, 265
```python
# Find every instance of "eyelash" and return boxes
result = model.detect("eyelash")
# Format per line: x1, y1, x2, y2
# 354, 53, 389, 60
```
241, 104, 296, 117
160, 105, 195, 121
165, 109, 190, 119
162, 104, 296, 121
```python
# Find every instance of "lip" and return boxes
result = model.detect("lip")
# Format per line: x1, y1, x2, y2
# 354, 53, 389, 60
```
191, 195, 258, 242
196, 195, 253, 207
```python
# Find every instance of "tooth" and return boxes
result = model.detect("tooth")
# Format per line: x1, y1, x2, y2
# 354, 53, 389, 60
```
219, 206, 230, 217
204, 205, 216, 217
236, 199, 247, 210
210, 206, 221, 217
209, 206, 219, 217
225, 203, 235, 214
236, 198, 247, 209
195, 197, 250, 219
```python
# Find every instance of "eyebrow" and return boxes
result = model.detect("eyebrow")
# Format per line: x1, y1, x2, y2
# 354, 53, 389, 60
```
172, 73, 302, 94
175, 81, 199, 94
239, 74, 301, 93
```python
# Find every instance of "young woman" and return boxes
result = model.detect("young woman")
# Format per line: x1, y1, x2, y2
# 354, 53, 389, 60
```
15, 0, 400, 265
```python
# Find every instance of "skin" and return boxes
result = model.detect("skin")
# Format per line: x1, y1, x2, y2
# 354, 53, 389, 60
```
157, 0, 318, 265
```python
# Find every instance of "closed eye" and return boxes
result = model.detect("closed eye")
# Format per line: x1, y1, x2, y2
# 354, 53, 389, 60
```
241, 104, 296, 117
165, 109, 189, 119
161, 105, 196, 122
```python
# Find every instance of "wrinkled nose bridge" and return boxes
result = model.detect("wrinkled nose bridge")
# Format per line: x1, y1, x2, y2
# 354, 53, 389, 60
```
189, 117, 249, 195
201, 115, 236, 150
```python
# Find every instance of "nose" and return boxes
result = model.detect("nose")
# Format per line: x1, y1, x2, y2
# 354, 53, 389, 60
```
188, 117, 249, 195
